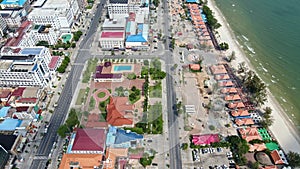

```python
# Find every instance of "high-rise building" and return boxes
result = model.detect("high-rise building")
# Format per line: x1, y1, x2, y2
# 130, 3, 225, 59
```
0, 46, 52, 88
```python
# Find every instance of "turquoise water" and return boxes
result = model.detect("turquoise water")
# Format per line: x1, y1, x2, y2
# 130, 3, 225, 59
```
114, 65, 132, 71
215, 0, 300, 128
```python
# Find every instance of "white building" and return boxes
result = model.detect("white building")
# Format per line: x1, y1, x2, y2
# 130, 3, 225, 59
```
0, 14, 7, 36
107, 0, 149, 19
20, 25, 59, 46
28, 0, 80, 33
99, 31, 125, 50
0, 10, 23, 28
0, 46, 52, 88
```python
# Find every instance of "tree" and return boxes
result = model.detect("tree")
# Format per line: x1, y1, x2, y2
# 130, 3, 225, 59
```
181, 143, 188, 150
219, 42, 229, 50
36, 41, 49, 47
227, 51, 236, 62
71, 43, 76, 48
57, 125, 69, 138
244, 71, 267, 105
287, 152, 300, 168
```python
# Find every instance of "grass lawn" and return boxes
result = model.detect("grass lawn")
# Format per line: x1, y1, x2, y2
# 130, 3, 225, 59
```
150, 58, 161, 70
97, 92, 106, 98
82, 58, 98, 83
98, 97, 110, 112
75, 89, 86, 105
88, 97, 96, 111
148, 102, 163, 134
149, 81, 162, 98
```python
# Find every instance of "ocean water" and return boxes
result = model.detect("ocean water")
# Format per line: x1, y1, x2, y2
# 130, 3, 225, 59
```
214, 0, 300, 128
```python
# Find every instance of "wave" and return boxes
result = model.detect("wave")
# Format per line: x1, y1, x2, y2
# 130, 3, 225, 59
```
280, 97, 287, 103
241, 35, 249, 41
271, 79, 277, 83
245, 43, 256, 54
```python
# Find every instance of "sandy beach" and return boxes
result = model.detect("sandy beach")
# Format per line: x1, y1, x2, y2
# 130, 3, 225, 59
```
207, 0, 300, 153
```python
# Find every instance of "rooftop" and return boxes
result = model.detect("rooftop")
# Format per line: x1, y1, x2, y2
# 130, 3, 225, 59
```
0, 119, 22, 131
0, 107, 10, 118
0, 134, 17, 151
104, 148, 128, 169
94, 65, 122, 79
100, 32, 124, 39
192, 134, 220, 145
0, 89, 11, 98
72, 128, 106, 151
238, 127, 262, 142
48, 56, 60, 70
59, 154, 103, 169
0, 0, 27, 6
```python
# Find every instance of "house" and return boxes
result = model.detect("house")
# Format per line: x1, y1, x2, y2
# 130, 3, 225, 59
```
48, 56, 61, 72
231, 109, 250, 117
104, 148, 128, 169
262, 166, 278, 169
210, 65, 227, 75
192, 134, 220, 145
225, 94, 241, 101
215, 74, 230, 81
228, 102, 245, 109
221, 87, 238, 94
94, 65, 123, 82
270, 150, 288, 165
218, 80, 234, 87
189, 64, 200, 71
106, 126, 143, 148
68, 128, 106, 154
235, 118, 254, 126
59, 154, 103, 169
248, 143, 266, 152
0, 89, 12, 104
106, 97, 134, 127
238, 127, 262, 142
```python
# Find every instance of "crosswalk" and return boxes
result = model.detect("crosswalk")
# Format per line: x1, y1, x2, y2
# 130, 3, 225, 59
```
33, 155, 48, 160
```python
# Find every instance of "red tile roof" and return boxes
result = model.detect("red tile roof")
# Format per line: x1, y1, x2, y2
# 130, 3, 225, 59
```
210, 65, 227, 75
189, 64, 200, 70
17, 98, 37, 103
270, 150, 285, 165
235, 118, 254, 126
15, 106, 29, 112
59, 154, 103, 169
48, 56, 60, 70
238, 127, 262, 142
106, 97, 134, 127
231, 109, 250, 117
225, 94, 241, 101
249, 143, 266, 152
0, 90, 11, 98
101, 32, 124, 38
221, 88, 238, 94
104, 148, 128, 169
11, 87, 25, 97
72, 128, 106, 151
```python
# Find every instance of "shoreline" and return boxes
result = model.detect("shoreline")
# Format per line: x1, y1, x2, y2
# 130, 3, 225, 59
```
207, 0, 300, 153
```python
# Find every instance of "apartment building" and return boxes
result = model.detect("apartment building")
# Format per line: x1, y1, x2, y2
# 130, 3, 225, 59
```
0, 46, 52, 88
107, 0, 149, 19
0, 10, 23, 28
28, 0, 80, 33
0, 15, 7, 36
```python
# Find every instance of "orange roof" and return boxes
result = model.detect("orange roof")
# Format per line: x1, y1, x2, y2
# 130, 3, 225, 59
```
231, 109, 250, 117
238, 127, 262, 142
215, 74, 230, 81
228, 102, 245, 109
106, 97, 134, 127
189, 64, 200, 70
262, 166, 278, 169
59, 154, 103, 169
104, 148, 128, 169
222, 88, 238, 94
225, 94, 241, 101
270, 150, 285, 165
219, 81, 234, 87
248, 143, 266, 152
235, 118, 254, 126
210, 65, 227, 75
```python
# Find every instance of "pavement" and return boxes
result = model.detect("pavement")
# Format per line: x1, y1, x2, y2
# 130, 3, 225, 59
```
29, 0, 107, 168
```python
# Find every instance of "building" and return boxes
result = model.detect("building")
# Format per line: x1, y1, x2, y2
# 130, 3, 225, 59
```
4, 21, 32, 47
106, 126, 143, 148
106, 97, 134, 127
0, 89, 12, 104
94, 63, 123, 82
67, 128, 106, 154
231, 109, 250, 118
102, 18, 126, 31
28, 0, 80, 33
210, 64, 227, 75
234, 118, 254, 126
48, 56, 61, 73
248, 143, 266, 152
125, 20, 149, 50
238, 127, 262, 142
0, 46, 52, 88
0, 0, 31, 12
0, 15, 7, 36
0, 10, 23, 28
0, 144, 10, 169
104, 148, 128, 169
270, 150, 288, 165
192, 134, 220, 145
0, 134, 21, 156
107, 0, 149, 19
99, 32, 125, 50
59, 154, 103, 169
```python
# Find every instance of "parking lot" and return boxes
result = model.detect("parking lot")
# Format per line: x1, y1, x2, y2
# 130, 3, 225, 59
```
191, 147, 236, 169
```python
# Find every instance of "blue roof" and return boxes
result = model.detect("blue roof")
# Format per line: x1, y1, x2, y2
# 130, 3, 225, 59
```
0, 0, 27, 6
0, 107, 10, 118
186, 0, 198, 3
126, 22, 131, 33
137, 24, 143, 35
0, 119, 22, 131
126, 35, 147, 42
235, 116, 251, 119
21, 48, 43, 55
115, 128, 143, 144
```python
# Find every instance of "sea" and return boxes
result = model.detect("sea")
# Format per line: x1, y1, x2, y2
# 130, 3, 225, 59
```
214, 0, 300, 129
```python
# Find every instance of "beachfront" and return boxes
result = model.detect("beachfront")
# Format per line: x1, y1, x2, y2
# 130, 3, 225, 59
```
207, 0, 300, 154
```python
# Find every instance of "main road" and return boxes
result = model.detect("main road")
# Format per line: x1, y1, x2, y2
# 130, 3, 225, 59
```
29, 1, 106, 168
162, 0, 183, 168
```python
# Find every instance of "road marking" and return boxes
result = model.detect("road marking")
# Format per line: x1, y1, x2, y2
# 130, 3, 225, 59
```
33, 156, 48, 160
